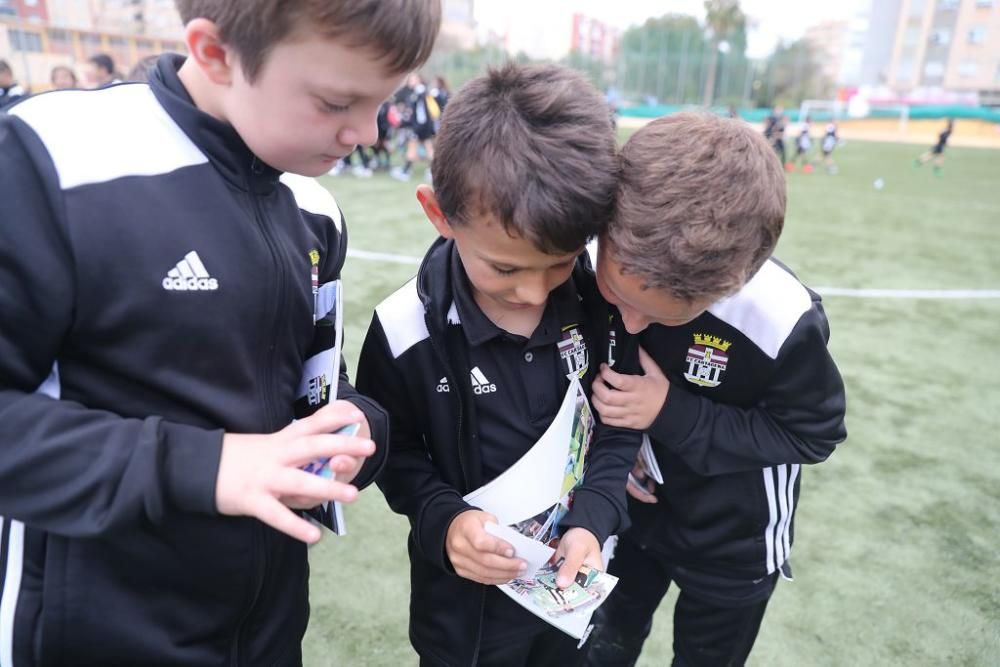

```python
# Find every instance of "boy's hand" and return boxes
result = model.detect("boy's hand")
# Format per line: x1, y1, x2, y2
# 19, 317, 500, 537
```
329, 405, 371, 484
554, 527, 603, 589
215, 402, 376, 545
626, 463, 659, 504
446, 510, 527, 585
592, 347, 669, 430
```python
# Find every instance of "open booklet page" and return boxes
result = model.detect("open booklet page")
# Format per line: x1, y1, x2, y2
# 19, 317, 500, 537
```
294, 277, 347, 535
463, 377, 619, 639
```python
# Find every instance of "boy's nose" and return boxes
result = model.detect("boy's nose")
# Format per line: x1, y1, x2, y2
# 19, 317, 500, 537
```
339, 114, 379, 148
354, 113, 379, 147
516, 280, 549, 307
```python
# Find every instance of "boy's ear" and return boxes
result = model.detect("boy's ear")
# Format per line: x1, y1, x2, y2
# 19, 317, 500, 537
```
183, 18, 234, 86
416, 184, 453, 239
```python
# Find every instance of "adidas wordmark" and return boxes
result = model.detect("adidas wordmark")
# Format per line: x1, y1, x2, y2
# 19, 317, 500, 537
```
162, 251, 219, 291
470, 367, 497, 395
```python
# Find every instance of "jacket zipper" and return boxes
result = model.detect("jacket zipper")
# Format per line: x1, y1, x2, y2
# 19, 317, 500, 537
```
429, 320, 489, 664
230, 157, 283, 664
229, 522, 264, 666
247, 156, 286, 431
428, 324, 471, 491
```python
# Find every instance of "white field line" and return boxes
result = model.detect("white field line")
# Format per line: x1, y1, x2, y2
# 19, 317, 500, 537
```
812, 287, 1000, 299
346, 249, 1000, 299
347, 248, 421, 265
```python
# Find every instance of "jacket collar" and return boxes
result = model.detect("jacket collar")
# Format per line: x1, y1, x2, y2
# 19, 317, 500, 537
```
148, 54, 281, 192
416, 236, 458, 336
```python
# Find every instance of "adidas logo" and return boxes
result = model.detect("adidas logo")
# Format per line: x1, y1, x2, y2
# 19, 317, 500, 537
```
162, 251, 219, 291
436, 376, 450, 393
470, 367, 497, 395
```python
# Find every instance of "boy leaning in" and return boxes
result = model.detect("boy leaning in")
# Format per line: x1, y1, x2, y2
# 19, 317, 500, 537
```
356, 64, 641, 666
0, 1, 440, 663
578, 113, 848, 666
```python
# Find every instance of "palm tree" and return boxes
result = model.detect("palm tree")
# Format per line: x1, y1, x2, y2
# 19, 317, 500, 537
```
702, 0, 745, 108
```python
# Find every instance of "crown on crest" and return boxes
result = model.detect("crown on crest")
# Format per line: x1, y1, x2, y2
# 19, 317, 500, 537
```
693, 333, 732, 351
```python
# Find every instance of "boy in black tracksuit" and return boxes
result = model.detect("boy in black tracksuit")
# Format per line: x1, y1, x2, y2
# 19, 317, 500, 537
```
357, 64, 642, 666
915, 118, 955, 174
0, 59, 27, 109
577, 113, 848, 666
0, 2, 441, 664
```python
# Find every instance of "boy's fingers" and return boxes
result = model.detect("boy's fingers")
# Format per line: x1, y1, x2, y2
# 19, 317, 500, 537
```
555, 547, 586, 589
594, 401, 627, 420
450, 556, 509, 585
471, 532, 514, 558
274, 468, 360, 505
254, 496, 322, 544
627, 475, 658, 504
471, 553, 526, 579
590, 379, 617, 406
285, 433, 374, 467
599, 364, 629, 390
327, 454, 361, 473
284, 403, 364, 438
637, 346, 664, 377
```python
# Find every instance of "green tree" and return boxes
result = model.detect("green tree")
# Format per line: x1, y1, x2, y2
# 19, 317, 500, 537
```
753, 38, 831, 109
702, 0, 746, 107
618, 14, 706, 103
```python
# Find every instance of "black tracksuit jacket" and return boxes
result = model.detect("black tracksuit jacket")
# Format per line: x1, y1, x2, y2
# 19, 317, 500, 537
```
356, 238, 641, 666
625, 258, 847, 585
0, 55, 387, 665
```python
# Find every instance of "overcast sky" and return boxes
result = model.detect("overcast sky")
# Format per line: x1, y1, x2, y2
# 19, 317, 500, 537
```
474, 0, 872, 58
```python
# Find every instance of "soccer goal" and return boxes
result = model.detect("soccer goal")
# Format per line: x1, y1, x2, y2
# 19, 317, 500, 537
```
798, 99, 846, 123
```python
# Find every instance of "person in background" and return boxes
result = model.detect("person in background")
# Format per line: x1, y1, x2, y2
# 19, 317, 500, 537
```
83, 53, 121, 89
821, 121, 839, 174
371, 99, 398, 170
914, 118, 954, 176
792, 115, 813, 172
50, 65, 78, 90
431, 74, 450, 114
762, 105, 786, 166
0, 59, 28, 108
126, 55, 161, 83
390, 72, 438, 182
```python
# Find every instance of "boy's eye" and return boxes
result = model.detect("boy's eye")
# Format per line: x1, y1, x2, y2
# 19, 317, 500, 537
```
493, 266, 517, 276
319, 100, 350, 113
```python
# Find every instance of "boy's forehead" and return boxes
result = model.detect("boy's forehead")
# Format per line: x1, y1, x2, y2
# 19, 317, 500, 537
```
464, 215, 582, 264
263, 33, 401, 89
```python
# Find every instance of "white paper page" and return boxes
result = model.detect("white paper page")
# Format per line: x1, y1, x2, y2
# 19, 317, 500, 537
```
484, 523, 555, 579
462, 377, 586, 525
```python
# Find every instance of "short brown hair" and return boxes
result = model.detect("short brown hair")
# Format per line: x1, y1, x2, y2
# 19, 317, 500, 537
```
175, 0, 441, 82
609, 112, 785, 301
432, 63, 617, 254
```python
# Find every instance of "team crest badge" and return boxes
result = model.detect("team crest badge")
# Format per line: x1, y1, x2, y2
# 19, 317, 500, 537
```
558, 326, 589, 379
684, 333, 731, 388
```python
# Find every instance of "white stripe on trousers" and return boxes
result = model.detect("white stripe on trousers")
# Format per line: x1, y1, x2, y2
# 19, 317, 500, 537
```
1, 516, 25, 667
